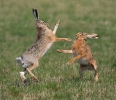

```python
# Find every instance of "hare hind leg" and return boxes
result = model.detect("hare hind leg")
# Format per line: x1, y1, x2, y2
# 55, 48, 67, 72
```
16, 57, 27, 82
80, 64, 98, 81
26, 64, 39, 82
93, 64, 98, 82
79, 65, 88, 80
20, 69, 27, 83
79, 64, 93, 80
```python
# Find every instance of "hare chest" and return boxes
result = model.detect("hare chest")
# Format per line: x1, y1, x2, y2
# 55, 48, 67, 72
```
41, 42, 53, 57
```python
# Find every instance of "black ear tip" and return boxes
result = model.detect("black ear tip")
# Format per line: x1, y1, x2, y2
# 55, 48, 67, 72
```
32, 8, 37, 11
32, 8, 34, 13
32, 8, 39, 19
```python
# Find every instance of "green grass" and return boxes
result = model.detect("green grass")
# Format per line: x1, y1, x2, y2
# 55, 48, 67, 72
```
0, 0, 116, 99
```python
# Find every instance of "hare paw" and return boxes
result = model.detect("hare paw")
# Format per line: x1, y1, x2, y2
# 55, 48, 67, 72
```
57, 49, 62, 53
66, 38, 72, 42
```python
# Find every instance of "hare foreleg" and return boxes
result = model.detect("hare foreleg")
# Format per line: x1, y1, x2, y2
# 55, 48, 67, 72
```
55, 38, 72, 42
68, 54, 84, 65
53, 20, 60, 34
57, 49, 73, 54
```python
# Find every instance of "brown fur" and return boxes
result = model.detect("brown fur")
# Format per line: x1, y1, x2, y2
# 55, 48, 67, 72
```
57, 32, 99, 81
16, 9, 71, 82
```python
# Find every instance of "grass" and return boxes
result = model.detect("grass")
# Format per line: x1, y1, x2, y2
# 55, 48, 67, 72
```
0, 0, 116, 99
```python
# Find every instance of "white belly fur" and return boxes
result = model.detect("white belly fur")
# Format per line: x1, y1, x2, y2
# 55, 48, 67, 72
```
41, 42, 53, 57
73, 51, 89, 65
78, 57, 89, 65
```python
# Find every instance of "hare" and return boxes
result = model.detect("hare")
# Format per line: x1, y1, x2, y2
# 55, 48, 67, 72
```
57, 32, 99, 81
16, 9, 71, 83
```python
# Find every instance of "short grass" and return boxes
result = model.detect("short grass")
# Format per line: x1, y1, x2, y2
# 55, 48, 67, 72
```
0, 0, 116, 100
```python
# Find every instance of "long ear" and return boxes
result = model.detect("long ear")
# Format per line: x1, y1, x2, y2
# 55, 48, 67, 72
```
87, 33, 99, 39
32, 8, 39, 20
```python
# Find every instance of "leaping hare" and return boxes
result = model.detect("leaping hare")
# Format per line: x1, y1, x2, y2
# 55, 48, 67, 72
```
57, 32, 99, 81
16, 9, 71, 83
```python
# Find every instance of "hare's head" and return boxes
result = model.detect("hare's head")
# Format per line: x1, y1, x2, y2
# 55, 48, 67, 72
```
76, 32, 99, 40
32, 9, 49, 30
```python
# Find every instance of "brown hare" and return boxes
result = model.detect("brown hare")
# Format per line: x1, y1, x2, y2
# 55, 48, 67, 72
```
16, 9, 71, 83
57, 32, 99, 81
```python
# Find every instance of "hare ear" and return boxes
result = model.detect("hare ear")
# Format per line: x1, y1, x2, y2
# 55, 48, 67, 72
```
32, 8, 39, 20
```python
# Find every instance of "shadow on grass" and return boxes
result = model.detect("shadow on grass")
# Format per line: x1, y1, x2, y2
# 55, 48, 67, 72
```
12, 78, 37, 87
65, 75, 98, 83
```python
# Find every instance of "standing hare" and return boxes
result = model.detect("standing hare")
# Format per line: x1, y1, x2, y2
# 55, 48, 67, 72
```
57, 32, 99, 81
16, 9, 71, 83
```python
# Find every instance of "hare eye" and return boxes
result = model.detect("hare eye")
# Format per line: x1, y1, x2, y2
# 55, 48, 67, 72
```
43, 21, 45, 23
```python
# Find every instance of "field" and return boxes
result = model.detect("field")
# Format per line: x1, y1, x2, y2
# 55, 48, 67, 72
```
0, 0, 116, 100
